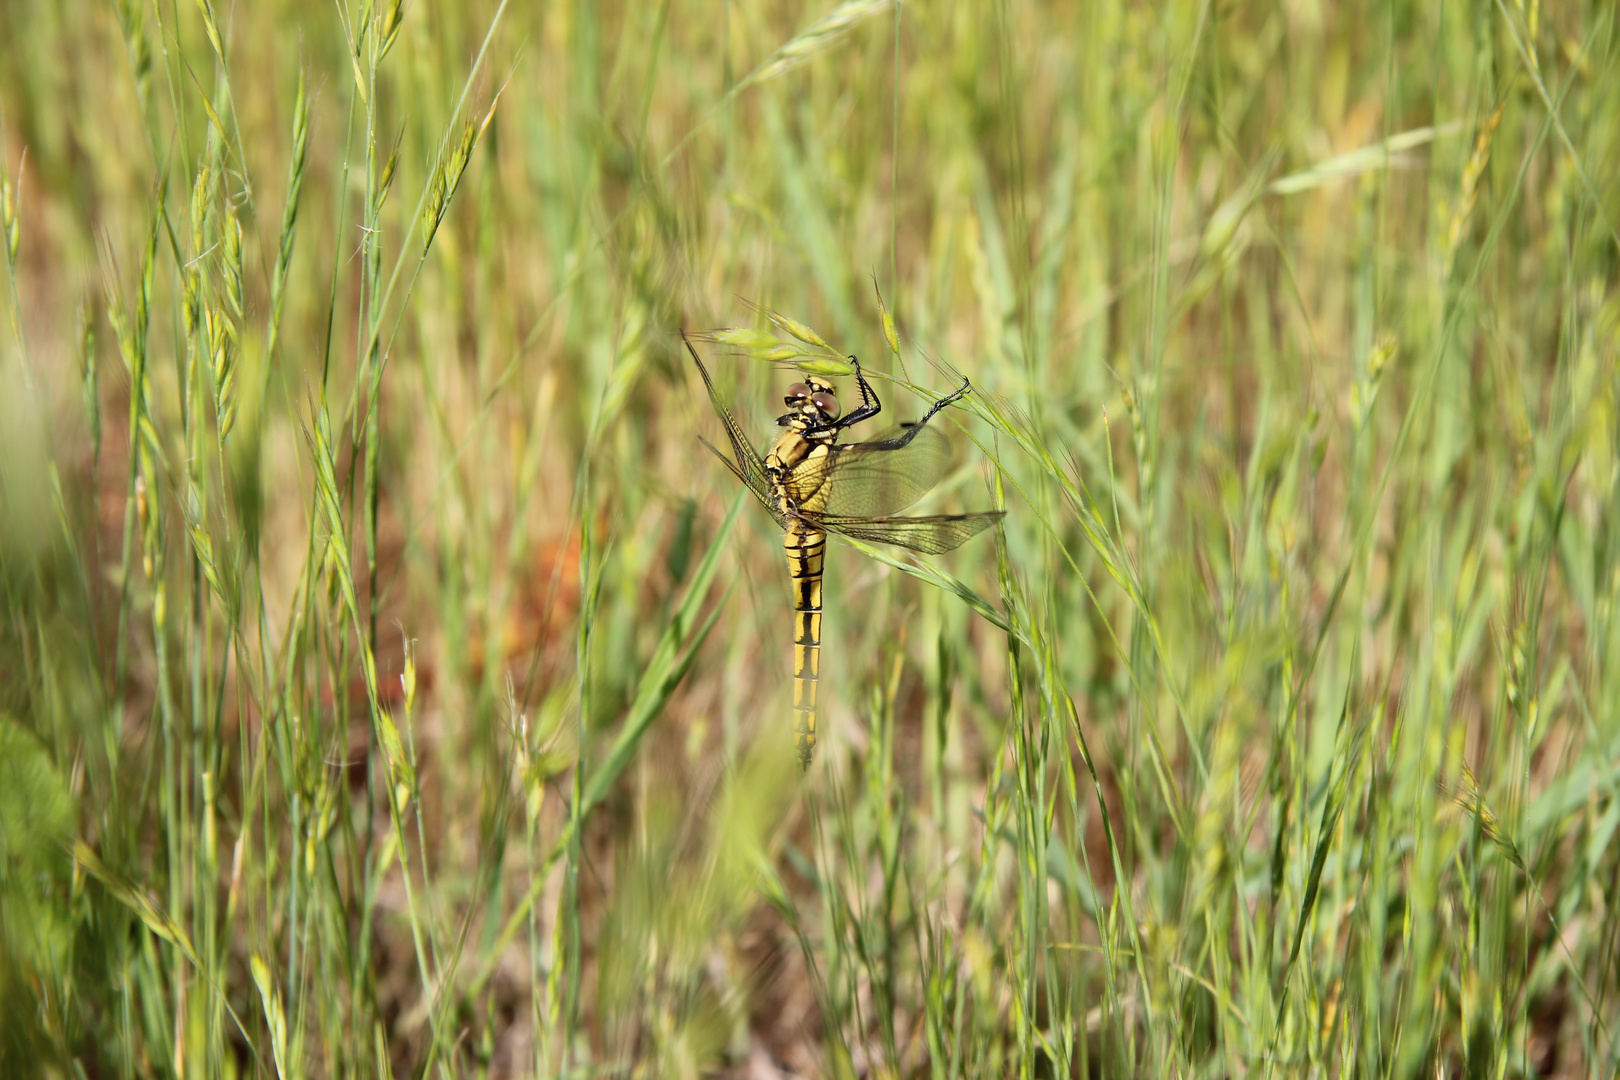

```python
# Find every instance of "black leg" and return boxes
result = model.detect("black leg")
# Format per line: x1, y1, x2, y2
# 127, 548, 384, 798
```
834, 354, 884, 430
913, 377, 972, 427
855, 376, 973, 450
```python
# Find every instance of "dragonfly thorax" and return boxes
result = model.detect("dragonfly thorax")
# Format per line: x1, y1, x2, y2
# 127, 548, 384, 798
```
766, 430, 834, 515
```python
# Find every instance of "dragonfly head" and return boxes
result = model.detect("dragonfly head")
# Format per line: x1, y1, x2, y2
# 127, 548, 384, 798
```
781, 377, 840, 430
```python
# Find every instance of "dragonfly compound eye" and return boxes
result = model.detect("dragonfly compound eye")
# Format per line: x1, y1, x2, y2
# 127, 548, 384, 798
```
811, 391, 840, 419
784, 382, 811, 407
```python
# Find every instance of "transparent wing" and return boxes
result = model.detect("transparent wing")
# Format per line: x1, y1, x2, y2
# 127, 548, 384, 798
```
808, 424, 956, 519
685, 336, 778, 516
818, 511, 1003, 554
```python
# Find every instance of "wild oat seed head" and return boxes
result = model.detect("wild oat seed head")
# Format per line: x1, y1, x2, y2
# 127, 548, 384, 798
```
767, 310, 831, 349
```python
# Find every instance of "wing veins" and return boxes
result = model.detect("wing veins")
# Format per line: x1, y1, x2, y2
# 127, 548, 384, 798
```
796, 425, 955, 518
686, 334, 777, 511
814, 511, 1004, 554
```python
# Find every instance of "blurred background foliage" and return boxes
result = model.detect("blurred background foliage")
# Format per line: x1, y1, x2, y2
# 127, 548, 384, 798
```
1, 0, 1619, 1076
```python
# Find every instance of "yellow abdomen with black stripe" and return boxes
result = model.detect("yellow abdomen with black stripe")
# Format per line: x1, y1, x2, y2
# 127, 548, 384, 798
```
768, 430, 832, 771
784, 521, 825, 770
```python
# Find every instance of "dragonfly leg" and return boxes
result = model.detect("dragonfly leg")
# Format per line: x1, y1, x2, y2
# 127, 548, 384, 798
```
868, 377, 975, 451
913, 377, 973, 428
834, 355, 883, 430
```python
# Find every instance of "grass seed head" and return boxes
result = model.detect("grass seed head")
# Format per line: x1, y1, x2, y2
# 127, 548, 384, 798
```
377, 0, 405, 60
422, 114, 483, 254
78, 301, 100, 462
767, 309, 831, 349
376, 142, 399, 213
268, 71, 310, 355
208, 306, 237, 439
1444, 100, 1505, 272
221, 209, 243, 323
0, 164, 17, 264
751, 0, 895, 85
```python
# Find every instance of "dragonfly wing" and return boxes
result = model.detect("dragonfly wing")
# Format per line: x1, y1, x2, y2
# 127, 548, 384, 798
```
686, 335, 776, 511
698, 435, 780, 520
815, 424, 956, 518
819, 511, 1003, 555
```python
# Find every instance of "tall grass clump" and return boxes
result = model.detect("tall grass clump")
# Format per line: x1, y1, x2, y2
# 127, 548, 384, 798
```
1, 0, 1618, 1076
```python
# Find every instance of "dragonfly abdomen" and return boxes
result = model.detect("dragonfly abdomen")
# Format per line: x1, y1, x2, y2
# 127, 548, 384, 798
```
784, 520, 826, 771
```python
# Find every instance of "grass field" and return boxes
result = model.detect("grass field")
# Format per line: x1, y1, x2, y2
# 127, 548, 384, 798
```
3, 0, 1619, 1076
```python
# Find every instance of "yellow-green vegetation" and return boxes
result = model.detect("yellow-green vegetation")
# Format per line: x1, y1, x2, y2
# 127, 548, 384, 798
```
2, 0, 1618, 1075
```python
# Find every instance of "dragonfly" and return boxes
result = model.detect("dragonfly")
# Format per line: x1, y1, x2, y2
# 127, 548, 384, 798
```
683, 330, 1003, 771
